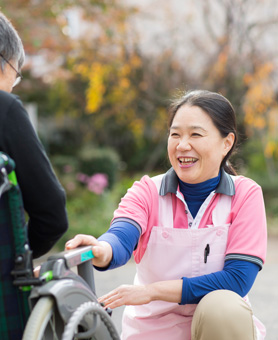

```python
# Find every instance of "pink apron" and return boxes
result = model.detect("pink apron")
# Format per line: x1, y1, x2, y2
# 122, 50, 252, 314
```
121, 175, 265, 340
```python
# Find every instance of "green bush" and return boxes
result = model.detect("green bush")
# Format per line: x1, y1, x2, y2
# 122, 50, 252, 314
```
240, 139, 267, 174
55, 172, 145, 250
78, 145, 120, 188
57, 189, 116, 249
51, 155, 79, 173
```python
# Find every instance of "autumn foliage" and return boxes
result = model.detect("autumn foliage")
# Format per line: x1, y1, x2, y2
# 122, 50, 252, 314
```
1, 0, 277, 178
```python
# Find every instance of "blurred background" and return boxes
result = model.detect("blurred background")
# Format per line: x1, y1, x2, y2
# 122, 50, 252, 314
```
1, 0, 277, 247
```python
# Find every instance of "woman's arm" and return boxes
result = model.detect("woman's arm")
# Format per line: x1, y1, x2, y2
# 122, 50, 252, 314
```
98, 280, 183, 309
68, 223, 260, 308
181, 260, 260, 304
66, 221, 140, 269
98, 260, 259, 309
97, 221, 140, 269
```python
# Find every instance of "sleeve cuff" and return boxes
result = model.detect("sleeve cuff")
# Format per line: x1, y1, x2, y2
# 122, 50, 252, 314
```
225, 253, 263, 270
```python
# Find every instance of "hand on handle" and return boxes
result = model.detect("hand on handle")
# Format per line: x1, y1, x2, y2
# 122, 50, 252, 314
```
65, 234, 112, 268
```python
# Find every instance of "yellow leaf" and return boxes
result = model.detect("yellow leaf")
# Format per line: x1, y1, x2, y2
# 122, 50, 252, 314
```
264, 141, 276, 158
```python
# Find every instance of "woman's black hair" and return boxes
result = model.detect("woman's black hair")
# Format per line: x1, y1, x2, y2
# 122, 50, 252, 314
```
168, 90, 238, 175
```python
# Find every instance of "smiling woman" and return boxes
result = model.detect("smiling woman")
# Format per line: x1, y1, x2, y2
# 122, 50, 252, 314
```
168, 90, 238, 176
167, 103, 235, 184
66, 90, 267, 340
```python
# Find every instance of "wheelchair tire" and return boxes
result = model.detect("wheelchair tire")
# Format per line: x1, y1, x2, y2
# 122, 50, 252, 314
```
22, 296, 64, 340
62, 301, 120, 340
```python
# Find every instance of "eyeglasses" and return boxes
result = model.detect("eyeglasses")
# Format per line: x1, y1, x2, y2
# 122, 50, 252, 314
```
0, 53, 23, 87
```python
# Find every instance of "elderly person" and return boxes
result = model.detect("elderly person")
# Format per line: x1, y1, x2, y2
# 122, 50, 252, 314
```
0, 11, 68, 340
67, 90, 267, 340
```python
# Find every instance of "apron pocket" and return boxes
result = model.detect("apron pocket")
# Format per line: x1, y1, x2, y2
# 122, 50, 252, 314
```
200, 254, 225, 275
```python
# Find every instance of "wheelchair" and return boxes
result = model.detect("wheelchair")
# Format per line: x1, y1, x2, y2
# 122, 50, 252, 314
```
0, 152, 120, 340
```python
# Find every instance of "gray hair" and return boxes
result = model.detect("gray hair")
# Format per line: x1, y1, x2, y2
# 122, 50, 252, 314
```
0, 12, 25, 73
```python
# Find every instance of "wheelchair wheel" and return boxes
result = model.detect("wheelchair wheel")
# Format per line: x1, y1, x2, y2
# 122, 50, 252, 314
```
62, 301, 120, 340
22, 296, 64, 340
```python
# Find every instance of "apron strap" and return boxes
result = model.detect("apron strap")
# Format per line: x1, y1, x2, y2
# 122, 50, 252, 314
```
212, 175, 236, 226
212, 194, 232, 226
151, 174, 174, 228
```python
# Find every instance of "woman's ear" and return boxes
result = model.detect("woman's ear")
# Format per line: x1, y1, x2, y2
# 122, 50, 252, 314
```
223, 132, 235, 156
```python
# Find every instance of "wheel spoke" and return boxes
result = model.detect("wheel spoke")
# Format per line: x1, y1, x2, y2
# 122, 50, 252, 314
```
23, 297, 64, 340
46, 310, 61, 340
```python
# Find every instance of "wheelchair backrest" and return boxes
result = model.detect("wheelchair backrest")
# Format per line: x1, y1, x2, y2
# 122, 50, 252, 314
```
0, 152, 30, 340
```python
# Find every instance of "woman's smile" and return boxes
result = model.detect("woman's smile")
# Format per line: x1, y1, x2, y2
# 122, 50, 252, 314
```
178, 157, 198, 168
168, 105, 232, 184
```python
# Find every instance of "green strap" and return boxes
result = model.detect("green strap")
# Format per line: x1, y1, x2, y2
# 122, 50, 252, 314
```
8, 185, 27, 256
8, 170, 18, 186
0, 152, 30, 326
0, 152, 27, 256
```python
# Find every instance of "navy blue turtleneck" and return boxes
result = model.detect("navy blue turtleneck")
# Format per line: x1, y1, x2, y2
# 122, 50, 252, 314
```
178, 172, 221, 218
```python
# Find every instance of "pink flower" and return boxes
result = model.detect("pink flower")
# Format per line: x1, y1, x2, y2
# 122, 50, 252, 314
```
87, 173, 108, 195
76, 172, 109, 194
76, 172, 90, 183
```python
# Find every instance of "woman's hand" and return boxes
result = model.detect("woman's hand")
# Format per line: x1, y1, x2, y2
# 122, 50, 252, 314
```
65, 234, 113, 268
98, 284, 151, 309
98, 280, 183, 309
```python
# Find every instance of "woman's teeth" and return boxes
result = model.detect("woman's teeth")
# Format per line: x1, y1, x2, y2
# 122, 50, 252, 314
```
178, 157, 197, 164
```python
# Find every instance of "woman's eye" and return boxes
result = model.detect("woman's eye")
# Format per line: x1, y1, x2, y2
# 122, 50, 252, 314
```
192, 133, 202, 137
170, 133, 179, 137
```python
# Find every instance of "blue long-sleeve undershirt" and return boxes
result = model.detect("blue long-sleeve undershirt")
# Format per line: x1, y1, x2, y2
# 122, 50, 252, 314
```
180, 260, 259, 305
97, 221, 260, 303
97, 221, 140, 270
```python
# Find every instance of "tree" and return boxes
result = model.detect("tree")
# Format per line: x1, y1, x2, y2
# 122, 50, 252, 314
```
242, 62, 278, 178
4, 0, 191, 172
194, 0, 278, 176
3, 0, 277, 176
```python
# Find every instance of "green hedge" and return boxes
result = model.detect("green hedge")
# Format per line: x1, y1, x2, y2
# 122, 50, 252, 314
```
78, 145, 120, 189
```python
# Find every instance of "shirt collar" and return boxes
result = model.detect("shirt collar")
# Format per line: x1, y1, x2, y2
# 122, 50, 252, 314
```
159, 168, 235, 196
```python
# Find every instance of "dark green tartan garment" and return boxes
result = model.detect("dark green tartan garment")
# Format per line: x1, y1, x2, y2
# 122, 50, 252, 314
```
0, 186, 30, 339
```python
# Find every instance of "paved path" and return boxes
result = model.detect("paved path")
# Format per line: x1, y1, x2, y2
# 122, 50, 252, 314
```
35, 237, 278, 339
248, 237, 278, 340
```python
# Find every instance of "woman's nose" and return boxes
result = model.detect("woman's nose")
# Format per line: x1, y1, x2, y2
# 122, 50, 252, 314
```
177, 138, 191, 151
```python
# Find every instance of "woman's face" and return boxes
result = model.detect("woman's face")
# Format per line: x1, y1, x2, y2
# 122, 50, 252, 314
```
167, 104, 234, 184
